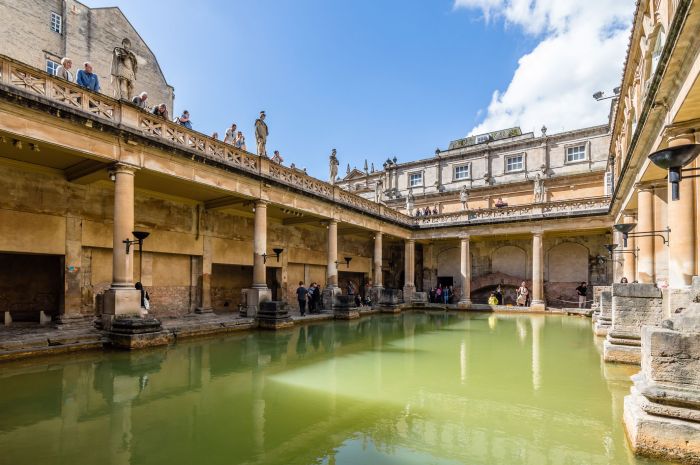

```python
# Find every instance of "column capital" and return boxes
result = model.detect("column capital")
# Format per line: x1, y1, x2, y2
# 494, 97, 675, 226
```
254, 199, 269, 208
459, 233, 471, 241
405, 238, 416, 244
111, 162, 139, 175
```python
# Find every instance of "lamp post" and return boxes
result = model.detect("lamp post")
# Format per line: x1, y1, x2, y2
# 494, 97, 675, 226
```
124, 231, 150, 282
648, 144, 700, 200
613, 223, 670, 247
262, 248, 284, 264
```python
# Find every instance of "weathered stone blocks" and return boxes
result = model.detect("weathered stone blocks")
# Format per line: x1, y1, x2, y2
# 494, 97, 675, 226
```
256, 301, 294, 330
604, 283, 663, 364
594, 290, 612, 337
333, 295, 360, 320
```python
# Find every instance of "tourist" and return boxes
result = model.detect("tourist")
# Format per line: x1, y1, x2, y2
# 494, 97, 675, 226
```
135, 281, 150, 311
428, 287, 436, 303
347, 280, 356, 296
436, 284, 443, 303
488, 292, 499, 305
224, 123, 237, 144
516, 281, 529, 306
443, 286, 450, 304
424, 206, 431, 216
152, 103, 169, 120
76, 62, 100, 92
234, 131, 246, 151
448, 285, 455, 304
354, 294, 362, 308
211, 132, 219, 140
416, 209, 422, 217
432, 206, 439, 215
272, 150, 284, 164
312, 283, 322, 312
55, 57, 73, 81
495, 285, 503, 305
575, 281, 588, 308
495, 197, 508, 208
620, 277, 629, 284
296, 281, 307, 316
132, 91, 148, 109
176, 110, 192, 129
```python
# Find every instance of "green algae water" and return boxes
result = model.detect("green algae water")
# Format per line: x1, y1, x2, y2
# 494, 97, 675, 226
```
0, 313, 677, 465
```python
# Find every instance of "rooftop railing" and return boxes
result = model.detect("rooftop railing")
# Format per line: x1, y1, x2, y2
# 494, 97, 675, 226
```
0, 54, 611, 229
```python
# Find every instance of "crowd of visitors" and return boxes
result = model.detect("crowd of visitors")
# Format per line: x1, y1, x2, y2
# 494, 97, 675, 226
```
415, 206, 440, 217
295, 282, 323, 316
428, 284, 453, 304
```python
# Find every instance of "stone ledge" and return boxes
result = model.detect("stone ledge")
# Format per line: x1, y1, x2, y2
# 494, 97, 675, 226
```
612, 283, 662, 298
604, 340, 642, 364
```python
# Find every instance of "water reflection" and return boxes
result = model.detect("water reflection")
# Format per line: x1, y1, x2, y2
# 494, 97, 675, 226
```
0, 313, 672, 465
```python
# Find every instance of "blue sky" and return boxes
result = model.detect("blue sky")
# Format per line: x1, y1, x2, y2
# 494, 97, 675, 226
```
85, 0, 632, 179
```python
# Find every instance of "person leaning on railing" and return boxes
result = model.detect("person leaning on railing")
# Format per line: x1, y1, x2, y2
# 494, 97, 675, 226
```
55, 57, 73, 82
151, 103, 169, 120
76, 62, 100, 92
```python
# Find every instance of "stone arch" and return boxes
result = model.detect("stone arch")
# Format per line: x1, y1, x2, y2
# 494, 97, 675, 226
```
491, 245, 527, 279
547, 242, 589, 283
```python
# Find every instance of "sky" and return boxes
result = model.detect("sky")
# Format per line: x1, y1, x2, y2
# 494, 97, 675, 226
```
85, 0, 635, 179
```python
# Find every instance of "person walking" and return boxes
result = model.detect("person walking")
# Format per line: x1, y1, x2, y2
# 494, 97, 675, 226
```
296, 281, 307, 316
575, 282, 588, 308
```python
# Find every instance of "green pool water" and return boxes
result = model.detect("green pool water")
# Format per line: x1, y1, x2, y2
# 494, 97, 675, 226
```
0, 312, 677, 465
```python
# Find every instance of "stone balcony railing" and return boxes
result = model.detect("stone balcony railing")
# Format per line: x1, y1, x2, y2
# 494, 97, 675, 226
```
414, 196, 611, 228
0, 54, 611, 229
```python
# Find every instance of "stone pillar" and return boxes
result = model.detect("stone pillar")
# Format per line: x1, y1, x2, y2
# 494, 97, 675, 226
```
102, 163, 141, 326
613, 230, 625, 283
244, 200, 271, 317
322, 220, 341, 310
531, 232, 545, 310
622, 212, 637, 283
60, 215, 83, 323
373, 233, 383, 289
195, 235, 213, 314
458, 235, 472, 308
668, 133, 697, 289
623, 277, 700, 464
403, 239, 416, 301
636, 185, 655, 284
603, 283, 663, 364
593, 289, 612, 337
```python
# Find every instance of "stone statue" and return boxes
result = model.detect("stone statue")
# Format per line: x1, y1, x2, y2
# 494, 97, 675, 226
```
371, 163, 375, 173
111, 38, 138, 100
255, 111, 268, 157
533, 173, 545, 203
375, 179, 383, 203
329, 149, 339, 184
459, 185, 469, 210
406, 189, 415, 213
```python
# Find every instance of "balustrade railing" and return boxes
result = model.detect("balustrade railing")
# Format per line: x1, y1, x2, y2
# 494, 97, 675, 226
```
0, 54, 610, 228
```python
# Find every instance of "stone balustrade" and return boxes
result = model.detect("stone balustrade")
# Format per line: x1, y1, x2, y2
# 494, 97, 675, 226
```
415, 196, 611, 227
0, 54, 610, 228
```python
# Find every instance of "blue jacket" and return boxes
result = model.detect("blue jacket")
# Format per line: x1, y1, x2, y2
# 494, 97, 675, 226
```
76, 70, 100, 92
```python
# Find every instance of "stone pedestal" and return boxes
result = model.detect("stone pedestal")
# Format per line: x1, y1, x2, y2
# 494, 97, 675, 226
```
402, 284, 415, 303
322, 286, 341, 312
241, 287, 271, 317
333, 295, 360, 320
604, 283, 663, 364
102, 288, 142, 330
411, 291, 428, 308
594, 290, 613, 337
108, 316, 169, 350
380, 288, 401, 313
624, 278, 700, 464
256, 301, 293, 330
590, 285, 611, 324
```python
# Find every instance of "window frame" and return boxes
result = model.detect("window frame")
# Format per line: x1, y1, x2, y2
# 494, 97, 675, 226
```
50, 12, 63, 34
504, 153, 525, 173
408, 171, 423, 188
46, 59, 60, 76
452, 163, 471, 181
604, 171, 613, 196
565, 143, 588, 164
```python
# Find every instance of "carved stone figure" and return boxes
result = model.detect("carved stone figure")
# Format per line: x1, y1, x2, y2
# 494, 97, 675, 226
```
406, 189, 415, 213
459, 185, 469, 210
533, 173, 545, 203
329, 149, 339, 184
255, 111, 268, 157
111, 38, 138, 100
375, 179, 383, 203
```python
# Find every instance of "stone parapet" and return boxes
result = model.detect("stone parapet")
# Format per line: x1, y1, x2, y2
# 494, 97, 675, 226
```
624, 277, 700, 464
256, 301, 294, 330
604, 283, 663, 364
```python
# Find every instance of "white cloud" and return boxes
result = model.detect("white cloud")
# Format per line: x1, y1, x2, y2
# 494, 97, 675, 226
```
455, 0, 635, 135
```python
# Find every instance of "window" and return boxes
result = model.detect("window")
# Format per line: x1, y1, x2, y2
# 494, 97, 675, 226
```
476, 134, 490, 144
409, 172, 423, 187
453, 164, 470, 180
50, 12, 62, 34
604, 171, 613, 196
505, 154, 524, 173
566, 144, 587, 162
46, 59, 60, 76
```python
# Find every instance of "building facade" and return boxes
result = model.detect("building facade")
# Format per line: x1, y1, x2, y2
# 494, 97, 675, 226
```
0, 0, 174, 110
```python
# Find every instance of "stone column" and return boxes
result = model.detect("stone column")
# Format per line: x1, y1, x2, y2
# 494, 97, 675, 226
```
458, 235, 472, 307
403, 239, 416, 301
244, 200, 271, 317
373, 232, 383, 290
622, 212, 637, 283
636, 185, 655, 284
668, 133, 697, 289
60, 215, 83, 323
531, 231, 545, 310
322, 220, 341, 310
103, 163, 141, 326
195, 234, 213, 314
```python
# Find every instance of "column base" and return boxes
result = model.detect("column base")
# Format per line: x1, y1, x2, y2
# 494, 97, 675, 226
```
108, 316, 170, 350
402, 285, 416, 303
256, 301, 294, 330
529, 300, 546, 311
242, 287, 271, 318
603, 334, 642, 364
322, 286, 341, 312
102, 287, 142, 330
195, 307, 214, 315
333, 295, 360, 320
457, 299, 472, 309
594, 317, 612, 337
